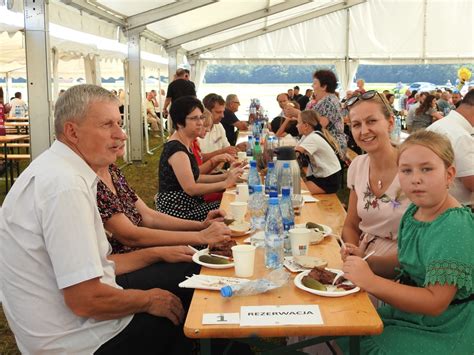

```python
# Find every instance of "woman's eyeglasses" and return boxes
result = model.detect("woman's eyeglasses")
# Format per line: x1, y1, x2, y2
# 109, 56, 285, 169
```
186, 115, 206, 121
346, 90, 392, 114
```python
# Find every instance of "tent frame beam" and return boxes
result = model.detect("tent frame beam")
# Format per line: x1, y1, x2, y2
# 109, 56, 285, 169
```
126, 0, 218, 32
60, 0, 125, 27
187, 0, 366, 58
164, 0, 311, 50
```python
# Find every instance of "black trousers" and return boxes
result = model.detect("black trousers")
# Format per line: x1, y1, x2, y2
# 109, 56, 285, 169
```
95, 262, 200, 355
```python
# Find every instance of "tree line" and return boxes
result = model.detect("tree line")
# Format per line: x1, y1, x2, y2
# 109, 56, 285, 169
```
204, 64, 473, 84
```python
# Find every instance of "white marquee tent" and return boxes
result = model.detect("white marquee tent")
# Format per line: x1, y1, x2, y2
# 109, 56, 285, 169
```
0, 0, 473, 161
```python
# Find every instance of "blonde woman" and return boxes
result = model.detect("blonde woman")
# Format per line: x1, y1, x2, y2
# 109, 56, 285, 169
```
342, 90, 410, 258
295, 110, 342, 194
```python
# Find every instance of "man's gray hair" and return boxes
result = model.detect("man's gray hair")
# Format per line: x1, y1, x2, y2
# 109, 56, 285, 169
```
226, 94, 238, 105
54, 84, 119, 136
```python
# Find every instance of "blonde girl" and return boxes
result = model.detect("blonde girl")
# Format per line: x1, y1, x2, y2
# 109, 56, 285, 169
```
340, 130, 473, 354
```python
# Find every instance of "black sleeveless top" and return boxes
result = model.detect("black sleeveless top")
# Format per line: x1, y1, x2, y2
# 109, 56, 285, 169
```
159, 140, 200, 192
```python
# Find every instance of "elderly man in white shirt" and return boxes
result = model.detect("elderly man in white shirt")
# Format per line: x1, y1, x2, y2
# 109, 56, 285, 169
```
0, 85, 192, 354
427, 89, 474, 206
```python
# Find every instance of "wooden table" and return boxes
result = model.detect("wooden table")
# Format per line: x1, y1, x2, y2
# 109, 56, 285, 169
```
0, 134, 30, 193
6, 116, 29, 121
5, 121, 30, 135
184, 188, 383, 354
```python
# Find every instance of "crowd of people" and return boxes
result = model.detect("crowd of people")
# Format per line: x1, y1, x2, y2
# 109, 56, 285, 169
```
0, 66, 472, 354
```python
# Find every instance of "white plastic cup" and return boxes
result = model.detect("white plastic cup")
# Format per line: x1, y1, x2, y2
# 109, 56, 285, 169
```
289, 228, 311, 257
237, 151, 247, 162
230, 201, 247, 222
235, 184, 249, 202
232, 244, 256, 277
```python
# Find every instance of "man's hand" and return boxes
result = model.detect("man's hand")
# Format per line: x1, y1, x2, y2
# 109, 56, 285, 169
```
223, 146, 239, 156
202, 209, 226, 228
199, 222, 231, 245
158, 246, 194, 263
145, 289, 185, 325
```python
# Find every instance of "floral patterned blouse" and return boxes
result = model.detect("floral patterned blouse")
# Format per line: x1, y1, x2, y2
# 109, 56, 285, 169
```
347, 154, 410, 241
97, 164, 142, 254
311, 94, 347, 153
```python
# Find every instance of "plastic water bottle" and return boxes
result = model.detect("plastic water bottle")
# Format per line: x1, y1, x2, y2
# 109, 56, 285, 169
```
248, 160, 260, 187
392, 116, 401, 142
264, 161, 278, 195
253, 137, 263, 169
248, 184, 267, 231
280, 187, 295, 255
220, 268, 289, 297
279, 162, 293, 195
264, 197, 284, 269
246, 135, 254, 157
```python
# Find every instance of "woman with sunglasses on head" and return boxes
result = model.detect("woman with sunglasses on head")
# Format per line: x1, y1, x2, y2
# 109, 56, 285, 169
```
156, 96, 244, 221
295, 110, 342, 194
342, 90, 410, 259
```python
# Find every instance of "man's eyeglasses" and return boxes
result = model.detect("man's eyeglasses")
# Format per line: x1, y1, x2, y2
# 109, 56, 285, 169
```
232, 101, 240, 105
186, 115, 206, 121
346, 90, 392, 114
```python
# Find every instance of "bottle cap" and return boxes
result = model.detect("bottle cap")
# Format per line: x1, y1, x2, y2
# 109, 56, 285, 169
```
220, 286, 233, 297
250, 160, 257, 167
269, 191, 278, 198
268, 161, 274, 168
283, 162, 290, 168
282, 187, 291, 196
269, 197, 279, 205
255, 137, 260, 143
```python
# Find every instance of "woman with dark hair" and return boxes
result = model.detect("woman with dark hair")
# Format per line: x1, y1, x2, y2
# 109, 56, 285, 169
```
406, 89, 418, 108
412, 94, 443, 131
156, 96, 243, 221
285, 70, 347, 155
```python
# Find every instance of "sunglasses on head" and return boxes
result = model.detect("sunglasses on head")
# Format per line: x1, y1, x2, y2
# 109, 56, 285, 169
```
346, 90, 393, 114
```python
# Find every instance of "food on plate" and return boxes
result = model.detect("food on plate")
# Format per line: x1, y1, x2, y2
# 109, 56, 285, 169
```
208, 239, 237, 257
294, 255, 328, 268
305, 222, 325, 232
302, 276, 327, 291
198, 254, 232, 265
304, 267, 356, 291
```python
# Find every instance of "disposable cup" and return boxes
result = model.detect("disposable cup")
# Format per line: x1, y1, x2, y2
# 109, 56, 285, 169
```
232, 245, 256, 277
235, 184, 249, 202
230, 201, 247, 222
289, 228, 311, 257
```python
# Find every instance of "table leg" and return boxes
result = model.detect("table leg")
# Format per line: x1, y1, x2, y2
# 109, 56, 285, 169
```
3, 142, 8, 195
349, 336, 360, 355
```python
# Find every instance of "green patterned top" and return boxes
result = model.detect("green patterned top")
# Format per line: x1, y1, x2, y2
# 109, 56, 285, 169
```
352, 204, 474, 355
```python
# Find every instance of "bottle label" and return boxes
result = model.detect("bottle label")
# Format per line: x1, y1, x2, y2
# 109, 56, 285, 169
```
283, 221, 294, 231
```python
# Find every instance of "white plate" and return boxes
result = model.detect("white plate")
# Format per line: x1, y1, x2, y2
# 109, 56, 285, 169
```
179, 274, 249, 291
283, 256, 327, 273
294, 269, 360, 297
295, 223, 332, 237
229, 222, 253, 237
192, 248, 235, 269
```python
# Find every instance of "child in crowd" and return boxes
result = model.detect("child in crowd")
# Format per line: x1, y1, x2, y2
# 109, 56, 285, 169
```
341, 130, 473, 354
295, 110, 342, 194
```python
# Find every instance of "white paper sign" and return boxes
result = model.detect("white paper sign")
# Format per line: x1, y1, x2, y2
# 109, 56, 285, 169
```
202, 313, 240, 325
240, 305, 323, 326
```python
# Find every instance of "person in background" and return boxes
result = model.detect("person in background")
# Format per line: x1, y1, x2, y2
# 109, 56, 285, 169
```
295, 110, 342, 194
156, 96, 243, 221
221, 94, 248, 146
342, 90, 410, 258
163, 68, 196, 117
437, 91, 455, 115
427, 89, 474, 207
0, 84, 193, 354
297, 88, 313, 111
406, 91, 428, 132
451, 90, 463, 108
399, 89, 411, 110
9, 92, 28, 118
144, 91, 161, 137
284, 70, 347, 156
287, 88, 294, 100
340, 130, 473, 355
412, 94, 443, 131
293, 85, 303, 102
385, 93, 400, 116
406, 89, 418, 108
118, 88, 125, 115
271, 99, 300, 138
354, 78, 366, 95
